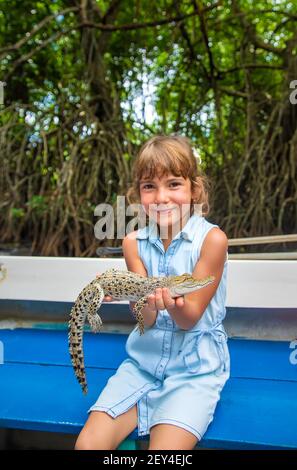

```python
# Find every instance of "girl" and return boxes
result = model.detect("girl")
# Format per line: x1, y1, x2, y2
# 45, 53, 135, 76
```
75, 135, 230, 450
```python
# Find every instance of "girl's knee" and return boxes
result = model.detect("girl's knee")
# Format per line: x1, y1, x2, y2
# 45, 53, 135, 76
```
75, 433, 115, 450
74, 408, 137, 450
148, 423, 198, 450
75, 424, 116, 450
75, 433, 95, 450
74, 411, 114, 450
74, 435, 90, 451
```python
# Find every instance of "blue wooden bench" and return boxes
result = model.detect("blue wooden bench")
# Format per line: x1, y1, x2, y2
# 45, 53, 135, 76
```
0, 327, 297, 449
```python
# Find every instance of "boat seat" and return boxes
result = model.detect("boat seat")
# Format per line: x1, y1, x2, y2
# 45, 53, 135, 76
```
0, 328, 296, 449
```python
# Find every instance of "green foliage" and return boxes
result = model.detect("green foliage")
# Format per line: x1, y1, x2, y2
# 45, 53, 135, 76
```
0, 0, 297, 254
26, 195, 48, 214
10, 208, 25, 219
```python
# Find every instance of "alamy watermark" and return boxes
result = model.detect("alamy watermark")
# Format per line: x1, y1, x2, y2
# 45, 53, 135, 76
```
289, 340, 297, 365
94, 197, 203, 241
0, 81, 6, 106
0, 341, 3, 365
289, 80, 297, 104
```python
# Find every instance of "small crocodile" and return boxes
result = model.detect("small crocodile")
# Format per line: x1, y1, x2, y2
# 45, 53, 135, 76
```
68, 268, 214, 394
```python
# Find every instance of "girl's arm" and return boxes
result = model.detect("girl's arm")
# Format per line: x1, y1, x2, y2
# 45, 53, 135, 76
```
122, 232, 158, 328
158, 227, 228, 330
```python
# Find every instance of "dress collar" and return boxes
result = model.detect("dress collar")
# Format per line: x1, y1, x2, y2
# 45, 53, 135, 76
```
136, 214, 203, 243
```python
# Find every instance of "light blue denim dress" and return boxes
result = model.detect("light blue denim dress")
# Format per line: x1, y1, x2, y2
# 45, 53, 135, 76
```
89, 214, 230, 441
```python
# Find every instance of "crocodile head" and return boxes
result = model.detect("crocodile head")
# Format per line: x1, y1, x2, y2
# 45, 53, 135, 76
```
168, 273, 215, 297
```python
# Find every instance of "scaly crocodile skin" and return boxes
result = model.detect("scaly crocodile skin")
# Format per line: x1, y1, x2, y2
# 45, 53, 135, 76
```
68, 268, 214, 394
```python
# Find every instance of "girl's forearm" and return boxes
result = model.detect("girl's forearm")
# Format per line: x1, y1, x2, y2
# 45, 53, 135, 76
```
167, 298, 203, 330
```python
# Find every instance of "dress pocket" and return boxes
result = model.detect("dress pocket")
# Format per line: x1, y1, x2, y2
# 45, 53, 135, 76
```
184, 329, 229, 375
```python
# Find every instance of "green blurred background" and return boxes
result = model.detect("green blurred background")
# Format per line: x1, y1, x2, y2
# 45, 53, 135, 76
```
0, 0, 296, 256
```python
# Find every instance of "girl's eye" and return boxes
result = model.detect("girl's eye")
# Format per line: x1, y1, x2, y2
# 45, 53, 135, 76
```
169, 182, 181, 187
141, 184, 154, 190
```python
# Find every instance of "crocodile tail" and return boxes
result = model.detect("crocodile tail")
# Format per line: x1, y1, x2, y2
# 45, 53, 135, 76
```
68, 297, 88, 394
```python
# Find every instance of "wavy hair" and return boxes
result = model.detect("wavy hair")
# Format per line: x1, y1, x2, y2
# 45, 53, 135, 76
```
126, 135, 210, 216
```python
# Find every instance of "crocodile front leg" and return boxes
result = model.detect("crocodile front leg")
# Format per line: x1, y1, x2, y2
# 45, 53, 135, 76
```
132, 296, 148, 335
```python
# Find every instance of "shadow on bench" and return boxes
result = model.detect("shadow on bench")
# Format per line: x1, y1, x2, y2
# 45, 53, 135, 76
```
0, 328, 296, 450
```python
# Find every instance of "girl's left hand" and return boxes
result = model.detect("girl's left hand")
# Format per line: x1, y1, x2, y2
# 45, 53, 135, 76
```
154, 287, 185, 313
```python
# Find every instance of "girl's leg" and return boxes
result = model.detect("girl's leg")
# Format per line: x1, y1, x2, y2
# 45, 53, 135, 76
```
148, 424, 198, 450
75, 405, 138, 450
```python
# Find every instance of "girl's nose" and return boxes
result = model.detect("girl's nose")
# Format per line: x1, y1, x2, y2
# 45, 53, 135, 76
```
155, 188, 170, 204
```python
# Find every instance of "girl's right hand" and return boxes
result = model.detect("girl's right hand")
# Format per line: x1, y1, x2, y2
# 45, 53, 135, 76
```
129, 294, 157, 315
146, 294, 158, 313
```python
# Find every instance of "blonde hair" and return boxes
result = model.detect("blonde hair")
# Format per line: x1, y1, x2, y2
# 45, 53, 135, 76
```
126, 135, 210, 215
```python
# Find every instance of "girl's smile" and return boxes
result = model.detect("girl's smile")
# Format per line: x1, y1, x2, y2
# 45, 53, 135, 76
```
150, 204, 178, 215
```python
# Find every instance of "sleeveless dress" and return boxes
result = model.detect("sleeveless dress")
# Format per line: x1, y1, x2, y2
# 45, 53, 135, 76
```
89, 214, 230, 441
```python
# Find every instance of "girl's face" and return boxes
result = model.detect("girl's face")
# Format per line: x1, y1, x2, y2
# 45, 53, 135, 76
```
139, 173, 196, 231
